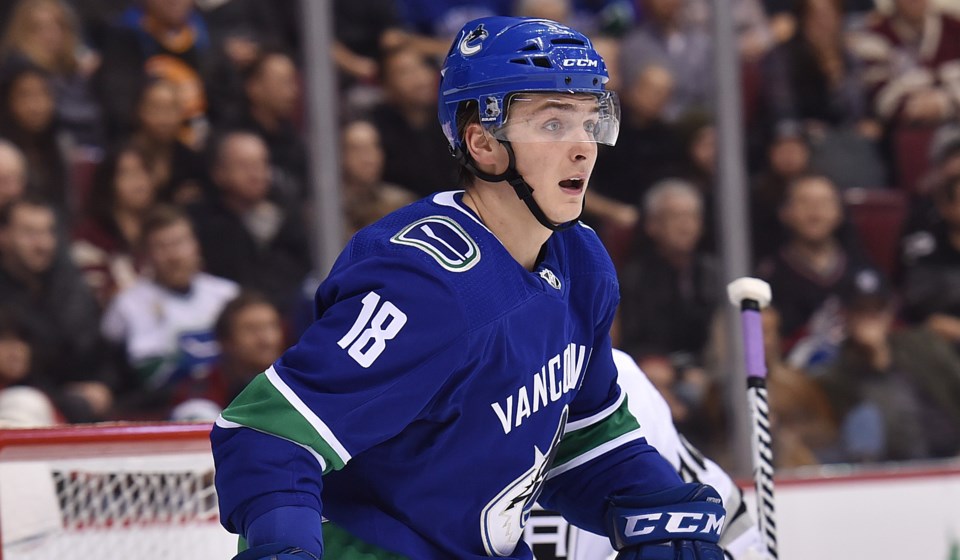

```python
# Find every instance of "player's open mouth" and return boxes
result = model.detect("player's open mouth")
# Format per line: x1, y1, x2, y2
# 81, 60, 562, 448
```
559, 177, 585, 192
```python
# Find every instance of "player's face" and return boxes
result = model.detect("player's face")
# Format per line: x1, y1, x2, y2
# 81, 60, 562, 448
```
502, 94, 601, 224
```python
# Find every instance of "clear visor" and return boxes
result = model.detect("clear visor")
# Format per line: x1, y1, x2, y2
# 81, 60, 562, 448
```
490, 91, 620, 146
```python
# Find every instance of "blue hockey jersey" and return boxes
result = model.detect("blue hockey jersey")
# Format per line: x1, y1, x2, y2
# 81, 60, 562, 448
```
211, 191, 682, 559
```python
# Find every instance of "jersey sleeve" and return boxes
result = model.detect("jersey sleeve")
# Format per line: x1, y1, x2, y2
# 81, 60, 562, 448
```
537, 266, 682, 535
212, 252, 469, 534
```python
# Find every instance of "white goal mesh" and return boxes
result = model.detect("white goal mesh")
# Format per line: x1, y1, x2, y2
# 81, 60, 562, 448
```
0, 423, 237, 560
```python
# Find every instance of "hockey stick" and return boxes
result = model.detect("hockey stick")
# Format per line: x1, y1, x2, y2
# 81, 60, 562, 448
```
726, 277, 777, 559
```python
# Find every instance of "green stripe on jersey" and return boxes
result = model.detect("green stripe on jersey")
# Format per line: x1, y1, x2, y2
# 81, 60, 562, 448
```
552, 397, 640, 469
221, 374, 346, 473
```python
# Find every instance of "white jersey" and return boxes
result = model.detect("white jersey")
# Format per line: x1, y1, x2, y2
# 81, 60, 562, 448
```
526, 349, 764, 560
102, 273, 239, 388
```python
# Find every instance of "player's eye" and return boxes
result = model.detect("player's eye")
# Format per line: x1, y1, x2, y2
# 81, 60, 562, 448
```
542, 119, 563, 133
584, 120, 598, 135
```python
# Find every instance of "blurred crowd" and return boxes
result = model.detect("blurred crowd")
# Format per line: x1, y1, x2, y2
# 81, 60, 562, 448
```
1, 0, 960, 473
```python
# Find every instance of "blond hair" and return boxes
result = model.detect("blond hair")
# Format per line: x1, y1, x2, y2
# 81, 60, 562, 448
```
1, 0, 80, 75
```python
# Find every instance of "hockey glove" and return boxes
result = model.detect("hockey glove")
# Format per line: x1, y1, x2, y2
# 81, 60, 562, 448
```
233, 543, 321, 560
605, 482, 726, 560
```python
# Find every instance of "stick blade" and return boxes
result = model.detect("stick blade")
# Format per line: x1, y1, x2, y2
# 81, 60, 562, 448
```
727, 277, 772, 308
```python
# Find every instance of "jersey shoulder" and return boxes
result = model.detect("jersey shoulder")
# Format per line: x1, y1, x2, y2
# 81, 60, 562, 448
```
352, 194, 484, 275
331, 192, 536, 329
553, 221, 619, 293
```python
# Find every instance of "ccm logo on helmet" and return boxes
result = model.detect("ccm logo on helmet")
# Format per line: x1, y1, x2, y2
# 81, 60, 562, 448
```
623, 512, 725, 538
562, 59, 599, 67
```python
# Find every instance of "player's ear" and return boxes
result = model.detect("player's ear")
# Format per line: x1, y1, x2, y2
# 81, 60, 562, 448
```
463, 122, 504, 170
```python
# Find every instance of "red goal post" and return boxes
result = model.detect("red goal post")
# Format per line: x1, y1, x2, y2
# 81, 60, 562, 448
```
0, 422, 236, 560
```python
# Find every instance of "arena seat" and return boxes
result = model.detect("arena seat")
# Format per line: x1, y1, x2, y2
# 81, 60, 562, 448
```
893, 125, 936, 194
843, 187, 908, 278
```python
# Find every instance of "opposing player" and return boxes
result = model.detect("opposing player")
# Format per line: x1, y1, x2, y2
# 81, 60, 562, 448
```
213, 17, 726, 560
563, 350, 764, 560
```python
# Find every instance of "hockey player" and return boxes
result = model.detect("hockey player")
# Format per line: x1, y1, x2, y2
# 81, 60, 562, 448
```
213, 16, 726, 560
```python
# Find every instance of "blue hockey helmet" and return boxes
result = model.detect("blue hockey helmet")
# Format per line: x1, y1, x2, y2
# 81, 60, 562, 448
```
438, 16, 619, 157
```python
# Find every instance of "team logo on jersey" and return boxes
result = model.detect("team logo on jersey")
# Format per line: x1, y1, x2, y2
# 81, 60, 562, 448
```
538, 268, 561, 290
391, 216, 480, 272
481, 408, 568, 556
459, 24, 488, 56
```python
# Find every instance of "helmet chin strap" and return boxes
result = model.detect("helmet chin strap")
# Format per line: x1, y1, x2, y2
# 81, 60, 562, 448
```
459, 141, 579, 232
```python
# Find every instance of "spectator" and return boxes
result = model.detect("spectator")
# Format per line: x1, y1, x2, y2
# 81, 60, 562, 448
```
901, 173, 960, 348
760, 0, 869, 128
333, 0, 395, 87
915, 127, 960, 201
0, 196, 111, 421
341, 119, 415, 239
199, 0, 298, 124
0, 63, 70, 217
633, 355, 721, 457
188, 131, 311, 314
760, 307, 839, 468
676, 114, 718, 251
171, 291, 285, 420
372, 45, 458, 197
71, 144, 156, 307
332, 0, 452, 112
129, 78, 206, 205
233, 50, 308, 203
619, 178, 719, 366
620, 0, 713, 121
63, 0, 128, 53
95, 0, 212, 146
853, 0, 960, 127
0, 308, 59, 426
101, 204, 238, 417
1, 0, 103, 148
897, 133, 960, 281
618, 175, 717, 434
0, 139, 26, 212
756, 174, 873, 358
758, 0, 885, 190
588, 63, 679, 231
818, 275, 960, 462
750, 123, 812, 261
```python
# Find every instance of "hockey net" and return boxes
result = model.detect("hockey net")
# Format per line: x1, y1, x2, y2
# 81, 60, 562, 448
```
0, 423, 236, 560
